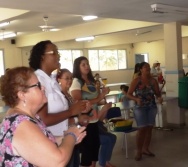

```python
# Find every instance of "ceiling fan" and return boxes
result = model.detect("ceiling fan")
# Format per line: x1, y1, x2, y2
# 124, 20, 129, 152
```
39, 16, 55, 32
135, 30, 152, 36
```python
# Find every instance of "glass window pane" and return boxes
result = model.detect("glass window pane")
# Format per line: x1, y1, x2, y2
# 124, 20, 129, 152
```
0, 50, 4, 76
58, 50, 82, 72
72, 50, 82, 62
88, 50, 99, 71
118, 50, 127, 69
99, 50, 118, 71
59, 50, 73, 72
89, 49, 127, 71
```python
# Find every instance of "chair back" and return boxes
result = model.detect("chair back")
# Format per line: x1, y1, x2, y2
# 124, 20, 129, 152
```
106, 106, 122, 120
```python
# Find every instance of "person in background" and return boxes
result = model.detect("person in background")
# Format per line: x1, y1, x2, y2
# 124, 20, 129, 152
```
29, 40, 89, 166
70, 56, 110, 167
154, 63, 165, 129
127, 62, 162, 161
155, 63, 166, 93
118, 85, 129, 102
97, 103, 117, 167
132, 63, 140, 80
150, 60, 160, 79
94, 73, 105, 87
95, 79, 116, 167
95, 79, 107, 105
0, 67, 86, 167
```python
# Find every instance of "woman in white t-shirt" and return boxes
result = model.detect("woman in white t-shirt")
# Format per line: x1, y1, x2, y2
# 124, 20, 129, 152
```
70, 56, 110, 167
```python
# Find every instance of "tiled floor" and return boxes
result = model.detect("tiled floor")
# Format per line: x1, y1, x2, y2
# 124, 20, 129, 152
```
97, 113, 188, 167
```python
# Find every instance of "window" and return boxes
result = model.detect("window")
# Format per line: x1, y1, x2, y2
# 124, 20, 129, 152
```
0, 50, 5, 76
58, 50, 82, 72
88, 50, 127, 71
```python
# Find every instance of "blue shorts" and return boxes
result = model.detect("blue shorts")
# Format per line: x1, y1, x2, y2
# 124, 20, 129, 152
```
133, 105, 157, 128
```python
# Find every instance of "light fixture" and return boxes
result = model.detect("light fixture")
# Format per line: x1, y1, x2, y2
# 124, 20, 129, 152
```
82, 15, 98, 21
75, 36, 95, 42
151, 3, 188, 14
182, 54, 188, 59
0, 31, 17, 40
0, 22, 10, 28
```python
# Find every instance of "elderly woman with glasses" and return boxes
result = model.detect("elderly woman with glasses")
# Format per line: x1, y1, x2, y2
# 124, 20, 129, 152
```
0, 67, 86, 167
29, 40, 89, 167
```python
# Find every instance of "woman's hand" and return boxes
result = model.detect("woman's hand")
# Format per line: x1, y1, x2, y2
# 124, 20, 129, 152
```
101, 102, 112, 111
157, 97, 163, 104
64, 126, 86, 144
98, 87, 110, 100
69, 101, 87, 116
81, 100, 92, 114
101, 87, 110, 95
78, 114, 90, 126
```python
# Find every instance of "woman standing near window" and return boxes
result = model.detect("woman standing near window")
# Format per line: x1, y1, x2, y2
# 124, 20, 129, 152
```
70, 56, 109, 167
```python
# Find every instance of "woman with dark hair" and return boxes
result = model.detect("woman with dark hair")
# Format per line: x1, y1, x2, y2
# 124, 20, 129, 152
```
0, 67, 86, 166
132, 63, 140, 79
127, 62, 162, 161
70, 56, 110, 167
29, 41, 88, 167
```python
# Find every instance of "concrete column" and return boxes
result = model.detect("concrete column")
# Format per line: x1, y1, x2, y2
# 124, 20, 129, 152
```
164, 22, 183, 96
164, 22, 185, 126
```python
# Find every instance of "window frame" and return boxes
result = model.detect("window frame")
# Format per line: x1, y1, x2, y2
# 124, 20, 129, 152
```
0, 49, 5, 76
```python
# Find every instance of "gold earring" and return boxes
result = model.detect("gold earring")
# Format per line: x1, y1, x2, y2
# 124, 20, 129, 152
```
23, 100, 26, 107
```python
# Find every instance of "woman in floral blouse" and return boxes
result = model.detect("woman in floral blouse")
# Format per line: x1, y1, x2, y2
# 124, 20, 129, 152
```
0, 67, 86, 167
127, 62, 163, 161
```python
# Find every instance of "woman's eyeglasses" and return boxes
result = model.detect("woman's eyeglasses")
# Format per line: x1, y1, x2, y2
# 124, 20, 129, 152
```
26, 82, 42, 90
44, 50, 60, 55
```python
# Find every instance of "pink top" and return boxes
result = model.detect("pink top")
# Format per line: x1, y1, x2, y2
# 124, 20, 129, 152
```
0, 114, 57, 166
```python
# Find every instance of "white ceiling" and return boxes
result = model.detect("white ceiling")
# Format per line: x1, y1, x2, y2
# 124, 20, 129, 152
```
0, 0, 188, 37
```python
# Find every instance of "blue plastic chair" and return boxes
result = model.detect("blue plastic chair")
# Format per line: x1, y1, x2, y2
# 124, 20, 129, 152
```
106, 106, 137, 158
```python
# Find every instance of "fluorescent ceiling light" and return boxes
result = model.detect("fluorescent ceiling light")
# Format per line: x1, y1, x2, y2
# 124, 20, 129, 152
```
151, 3, 188, 14
75, 36, 95, 42
0, 22, 10, 28
182, 54, 188, 59
49, 28, 60, 32
82, 15, 98, 21
0, 32, 16, 40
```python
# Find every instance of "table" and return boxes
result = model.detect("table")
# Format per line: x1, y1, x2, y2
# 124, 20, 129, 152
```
105, 90, 121, 103
106, 83, 130, 87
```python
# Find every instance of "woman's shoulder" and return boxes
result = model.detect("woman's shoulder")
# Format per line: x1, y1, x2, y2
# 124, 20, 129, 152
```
1, 114, 36, 133
70, 78, 82, 91
132, 76, 141, 83
150, 76, 158, 84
